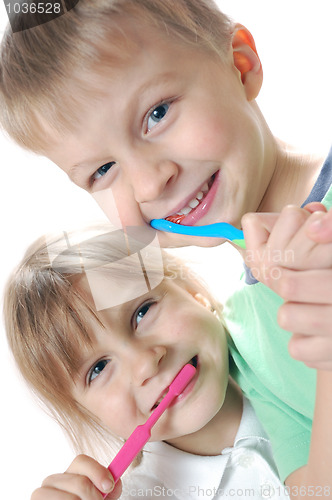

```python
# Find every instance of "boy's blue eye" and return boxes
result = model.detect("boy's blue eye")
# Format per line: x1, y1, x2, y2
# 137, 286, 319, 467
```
93, 162, 115, 181
135, 302, 154, 326
147, 103, 169, 131
89, 359, 110, 383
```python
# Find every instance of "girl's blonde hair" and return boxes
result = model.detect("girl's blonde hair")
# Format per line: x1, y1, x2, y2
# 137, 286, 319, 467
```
0, 0, 233, 153
3, 223, 220, 460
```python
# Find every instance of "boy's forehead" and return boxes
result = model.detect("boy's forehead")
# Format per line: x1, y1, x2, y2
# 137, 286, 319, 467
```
43, 25, 213, 169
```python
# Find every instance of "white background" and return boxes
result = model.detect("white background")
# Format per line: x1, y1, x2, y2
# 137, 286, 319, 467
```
0, 1, 331, 498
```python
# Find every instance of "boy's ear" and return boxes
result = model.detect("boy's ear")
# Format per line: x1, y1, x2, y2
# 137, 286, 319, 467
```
232, 24, 263, 101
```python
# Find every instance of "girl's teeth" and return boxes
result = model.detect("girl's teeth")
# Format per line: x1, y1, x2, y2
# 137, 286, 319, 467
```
196, 191, 204, 200
201, 182, 209, 193
188, 198, 200, 209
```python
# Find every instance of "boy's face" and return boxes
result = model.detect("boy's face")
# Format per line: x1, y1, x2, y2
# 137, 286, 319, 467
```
72, 278, 228, 446
47, 22, 270, 248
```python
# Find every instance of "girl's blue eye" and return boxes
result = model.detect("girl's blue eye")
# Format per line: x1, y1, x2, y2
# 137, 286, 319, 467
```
93, 162, 115, 181
147, 103, 169, 131
89, 359, 110, 383
135, 302, 153, 326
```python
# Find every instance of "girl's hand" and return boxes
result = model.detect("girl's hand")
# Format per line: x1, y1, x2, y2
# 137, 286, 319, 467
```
31, 454, 122, 500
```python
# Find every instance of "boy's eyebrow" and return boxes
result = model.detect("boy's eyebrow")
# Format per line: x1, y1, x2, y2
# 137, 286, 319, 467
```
69, 162, 93, 184
67, 71, 178, 181
69, 159, 107, 184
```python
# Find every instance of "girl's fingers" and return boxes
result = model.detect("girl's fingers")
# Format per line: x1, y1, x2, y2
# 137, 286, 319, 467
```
42, 473, 103, 500
66, 455, 114, 496
104, 480, 123, 500
38, 455, 116, 500
31, 485, 80, 500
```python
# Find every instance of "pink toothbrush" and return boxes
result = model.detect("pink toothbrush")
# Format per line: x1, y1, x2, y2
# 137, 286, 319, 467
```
101, 363, 196, 497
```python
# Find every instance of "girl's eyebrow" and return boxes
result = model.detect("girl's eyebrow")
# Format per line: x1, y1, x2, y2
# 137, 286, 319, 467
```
73, 349, 97, 387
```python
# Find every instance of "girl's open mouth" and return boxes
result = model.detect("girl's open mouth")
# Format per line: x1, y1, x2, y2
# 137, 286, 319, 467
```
151, 356, 199, 411
165, 173, 218, 226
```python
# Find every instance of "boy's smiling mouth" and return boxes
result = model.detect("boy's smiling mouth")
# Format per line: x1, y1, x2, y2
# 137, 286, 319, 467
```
164, 173, 218, 226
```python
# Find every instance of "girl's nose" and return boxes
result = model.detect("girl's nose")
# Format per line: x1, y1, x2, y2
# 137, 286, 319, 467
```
125, 157, 178, 204
130, 345, 167, 387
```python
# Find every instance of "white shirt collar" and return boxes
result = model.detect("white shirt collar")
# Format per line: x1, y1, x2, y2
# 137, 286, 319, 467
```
142, 398, 269, 500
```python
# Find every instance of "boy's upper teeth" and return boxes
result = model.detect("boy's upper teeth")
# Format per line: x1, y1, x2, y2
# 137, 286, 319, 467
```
175, 183, 209, 216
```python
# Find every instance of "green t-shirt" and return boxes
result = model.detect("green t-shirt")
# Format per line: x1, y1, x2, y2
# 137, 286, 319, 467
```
224, 173, 332, 482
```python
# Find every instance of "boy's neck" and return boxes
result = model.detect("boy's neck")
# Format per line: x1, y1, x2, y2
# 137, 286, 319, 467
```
258, 139, 324, 213
165, 378, 243, 456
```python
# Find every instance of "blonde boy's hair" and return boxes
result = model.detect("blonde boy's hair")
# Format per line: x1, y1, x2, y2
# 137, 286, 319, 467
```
3, 223, 220, 459
0, 0, 233, 153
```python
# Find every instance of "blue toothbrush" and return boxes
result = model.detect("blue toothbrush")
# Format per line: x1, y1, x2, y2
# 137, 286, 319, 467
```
150, 219, 245, 249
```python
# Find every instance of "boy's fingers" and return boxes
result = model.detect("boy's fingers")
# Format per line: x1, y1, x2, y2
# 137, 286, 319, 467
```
285, 211, 330, 268
266, 268, 332, 303
303, 360, 332, 371
307, 211, 332, 243
66, 455, 114, 496
278, 302, 332, 335
288, 334, 332, 369
242, 212, 279, 252
303, 202, 327, 214
242, 205, 310, 262
266, 205, 309, 252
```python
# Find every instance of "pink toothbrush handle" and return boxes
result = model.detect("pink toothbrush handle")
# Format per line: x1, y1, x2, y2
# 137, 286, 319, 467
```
107, 424, 150, 484
101, 364, 196, 498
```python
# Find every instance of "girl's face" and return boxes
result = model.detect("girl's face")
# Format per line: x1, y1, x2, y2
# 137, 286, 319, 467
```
72, 278, 229, 446
46, 22, 274, 248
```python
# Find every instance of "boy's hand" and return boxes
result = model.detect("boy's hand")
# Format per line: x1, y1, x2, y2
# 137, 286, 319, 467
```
242, 205, 332, 272
242, 205, 332, 370
31, 454, 122, 500
306, 203, 332, 243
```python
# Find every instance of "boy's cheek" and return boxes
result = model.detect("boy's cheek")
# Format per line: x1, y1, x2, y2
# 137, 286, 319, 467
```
92, 188, 127, 228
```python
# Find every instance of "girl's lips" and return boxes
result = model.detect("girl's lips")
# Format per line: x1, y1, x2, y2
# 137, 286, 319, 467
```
165, 171, 220, 227
150, 356, 199, 411
170, 357, 199, 407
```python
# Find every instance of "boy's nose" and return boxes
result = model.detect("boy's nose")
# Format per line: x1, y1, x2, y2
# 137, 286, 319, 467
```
125, 157, 178, 204
130, 345, 167, 387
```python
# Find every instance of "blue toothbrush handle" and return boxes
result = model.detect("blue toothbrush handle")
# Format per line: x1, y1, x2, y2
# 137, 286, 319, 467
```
150, 219, 244, 241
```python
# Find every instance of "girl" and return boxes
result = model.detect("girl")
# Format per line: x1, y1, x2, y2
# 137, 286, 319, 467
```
4, 223, 291, 500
